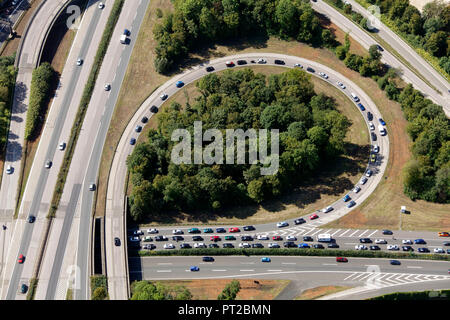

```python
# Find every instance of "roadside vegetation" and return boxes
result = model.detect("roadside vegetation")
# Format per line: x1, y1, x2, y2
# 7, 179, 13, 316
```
369, 289, 450, 300
127, 68, 350, 222
130, 280, 192, 300
0, 55, 16, 155
218, 280, 241, 300
90, 275, 109, 300
295, 285, 352, 300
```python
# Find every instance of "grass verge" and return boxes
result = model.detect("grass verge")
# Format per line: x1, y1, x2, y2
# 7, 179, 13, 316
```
369, 289, 450, 300
26, 278, 38, 300
295, 285, 352, 300
48, 0, 125, 218
135, 248, 450, 261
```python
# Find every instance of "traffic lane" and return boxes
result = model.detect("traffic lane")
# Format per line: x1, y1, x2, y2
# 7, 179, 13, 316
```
130, 256, 450, 278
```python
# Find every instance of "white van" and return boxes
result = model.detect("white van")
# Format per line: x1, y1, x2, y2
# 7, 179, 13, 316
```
351, 92, 360, 102
120, 34, 127, 44
378, 124, 386, 136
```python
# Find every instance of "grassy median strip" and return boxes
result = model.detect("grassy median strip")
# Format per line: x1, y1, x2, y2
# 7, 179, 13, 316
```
26, 278, 38, 300
47, 0, 125, 218
136, 248, 450, 261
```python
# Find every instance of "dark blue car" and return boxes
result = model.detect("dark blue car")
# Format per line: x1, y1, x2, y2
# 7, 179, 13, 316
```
357, 103, 365, 111
130, 138, 136, 145
176, 81, 184, 88
216, 228, 226, 233
414, 239, 426, 244
343, 194, 351, 202
379, 118, 386, 126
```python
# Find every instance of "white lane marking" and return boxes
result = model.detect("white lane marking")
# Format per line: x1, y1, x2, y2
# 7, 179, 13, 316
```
156, 270, 172, 273
331, 229, 342, 236
345, 243, 358, 245
240, 262, 255, 265
212, 269, 227, 272
309, 229, 322, 236
240, 270, 255, 272
358, 229, 370, 237
344, 273, 358, 281
267, 270, 283, 272
367, 230, 378, 237
407, 266, 423, 269
338, 229, 351, 237
282, 262, 296, 265
157, 263, 172, 265
349, 230, 360, 237
322, 263, 337, 266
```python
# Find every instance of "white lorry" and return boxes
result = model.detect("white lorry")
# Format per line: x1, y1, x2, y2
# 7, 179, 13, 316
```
317, 233, 332, 242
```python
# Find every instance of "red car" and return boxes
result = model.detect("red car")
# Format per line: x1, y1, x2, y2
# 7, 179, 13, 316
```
225, 61, 235, 67
336, 257, 348, 263
310, 213, 319, 220
210, 236, 220, 242
17, 254, 25, 264
229, 227, 240, 233
272, 236, 282, 241
439, 232, 450, 237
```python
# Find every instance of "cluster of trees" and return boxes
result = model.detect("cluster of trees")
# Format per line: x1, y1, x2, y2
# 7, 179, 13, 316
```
153, 0, 335, 73
365, 0, 449, 74
0, 55, 16, 154
130, 281, 192, 300
25, 62, 55, 141
127, 68, 350, 221
218, 280, 241, 300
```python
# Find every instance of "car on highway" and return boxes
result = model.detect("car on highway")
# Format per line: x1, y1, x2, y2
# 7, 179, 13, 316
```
272, 236, 282, 241
313, 244, 324, 249
390, 260, 401, 265
252, 243, 264, 248
223, 243, 234, 248
150, 105, 159, 113
355, 245, 368, 250
369, 245, 381, 250
371, 132, 377, 141
175, 81, 184, 88
286, 235, 297, 241
373, 145, 379, 153
225, 61, 235, 67
375, 239, 387, 244
202, 256, 214, 262
257, 235, 269, 240
382, 229, 393, 235
439, 232, 450, 237
89, 183, 96, 191
205, 66, 215, 72
370, 154, 377, 164
76, 58, 83, 66
6, 165, 13, 174
28, 216, 35, 223
367, 112, 373, 121
376, 44, 384, 51
434, 248, 445, 254
268, 243, 280, 248
336, 257, 348, 263
146, 228, 158, 234
243, 226, 255, 231
172, 229, 183, 235
357, 103, 365, 111
353, 186, 361, 193
192, 236, 203, 241
172, 236, 184, 241
257, 58, 266, 64
309, 213, 319, 220
387, 245, 399, 250
402, 246, 413, 252
378, 118, 386, 126
98, 2, 105, 9
225, 236, 236, 241
180, 243, 191, 249
160, 93, 168, 100
319, 72, 328, 79
135, 125, 142, 133
45, 160, 52, 169
241, 235, 253, 241
443, 242, 450, 246
141, 116, 148, 123
237, 60, 247, 65
328, 243, 339, 248
322, 206, 333, 213
209, 243, 219, 248
418, 247, 430, 253
351, 92, 359, 102
130, 138, 136, 145
104, 83, 111, 91
274, 59, 285, 65
284, 241, 297, 248
194, 243, 206, 248
402, 239, 412, 244
294, 218, 306, 224
347, 200, 356, 208
303, 236, 314, 242
306, 67, 315, 72
294, 63, 303, 68
360, 177, 368, 185
229, 227, 240, 233
337, 81, 346, 89
203, 228, 213, 233
154, 235, 168, 241
190, 266, 199, 272
261, 257, 271, 262
298, 243, 310, 248
210, 236, 220, 242
20, 284, 27, 294
369, 122, 375, 131
365, 169, 373, 177
59, 142, 66, 151
276, 221, 289, 228
216, 228, 226, 233
188, 228, 201, 234
343, 194, 351, 202
239, 242, 251, 248
360, 238, 372, 243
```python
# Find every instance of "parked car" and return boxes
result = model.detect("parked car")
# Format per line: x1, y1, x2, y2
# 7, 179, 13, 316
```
28, 216, 35, 223
298, 243, 310, 248
243, 226, 255, 231
192, 236, 203, 241
229, 227, 240, 233
357, 103, 365, 111
402, 239, 412, 245
180, 243, 191, 249
203, 228, 213, 233
223, 243, 234, 248
360, 177, 368, 185
272, 236, 282, 241
286, 235, 297, 241
303, 236, 314, 242
294, 218, 306, 224
257, 58, 266, 64
382, 229, 393, 235
130, 138, 136, 145
313, 244, 324, 249
402, 246, 414, 251
172, 229, 183, 235
355, 245, 368, 250
310, 213, 319, 220
175, 81, 184, 88
274, 59, 285, 65
268, 243, 280, 248
370, 245, 381, 250
141, 116, 148, 123
294, 63, 303, 68
276, 221, 289, 228
418, 247, 430, 253
257, 235, 269, 240
210, 236, 220, 242
366, 169, 373, 177
225, 236, 236, 241
163, 243, 175, 249
379, 118, 386, 126
194, 243, 206, 248
360, 238, 372, 243
322, 206, 333, 213
6, 165, 13, 174
375, 239, 387, 244
319, 72, 328, 79
434, 248, 445, 253
216, 228, 226, 233
439, 232, 450, 237
237, 60, 247, 65
225, 61, 235, 67
209, 243, 219, 248
284, 241, 297, 248
150, 105, 159, 113
252, 243, 264, 248
172, 236, 184, 241
387, 244, 399, 250
205, 66, 215, 72
241, 235, 253, 241
353, 186, 361, 193
337, 81, 346, 89
188, 228, 200, 234
239, 242, 250, 248
369, 122, 375, 131
160, 93, 168, 100
328, 243, 339, 248
347, 200, 356, 208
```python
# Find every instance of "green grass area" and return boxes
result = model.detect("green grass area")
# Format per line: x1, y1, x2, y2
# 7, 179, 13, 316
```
369, 289, 450, 300
26, 278, 38, 300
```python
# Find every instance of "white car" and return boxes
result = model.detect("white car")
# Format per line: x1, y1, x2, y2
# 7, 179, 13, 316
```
104, 83, 111, 91
373, 145, 380, 153
163, 243, 175, 249
294, 63, 303, 68
286, 235, 297, 241
239, 242, 250, 248
76, 58, 83, 66
353, 186, 361, 193
257, 235, 269, 240
434, 248, 445, 253
268, 243, 280, 248
319, 72, 328, 79
98, 2, 105, 9
337, 81, 346, 89
194, 242, 206, 248
147, 228, 158, 234
387, 244, 399, 250
277, 221, 288, 228
369, 122, 375, 131
6, 165, 13, 174
129, 236, 140, 242
59, 142, 66, 151
402, 239, 412, 245
160, 93, 168, 100
321, 206, 333, 213
360, 177, 368, 185
172, 229, 183, 235
375, 239, 387, 244
257, 58, 266, 64
355, 245, 368, 250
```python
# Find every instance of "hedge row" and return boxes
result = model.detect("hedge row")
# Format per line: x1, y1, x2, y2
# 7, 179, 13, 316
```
135, 248, 450, 261
25, 62, 55, 141
48, 0, 125, 218
369, 289, 450, 300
